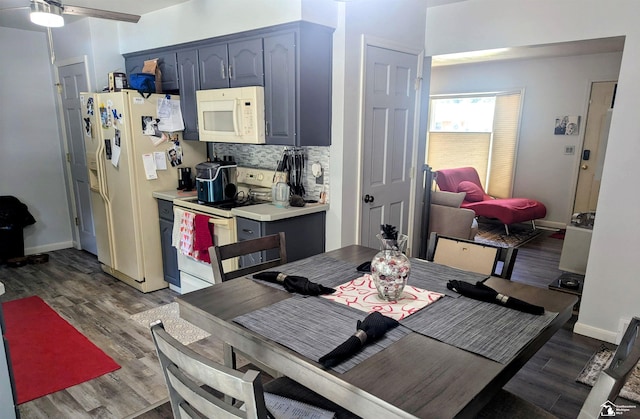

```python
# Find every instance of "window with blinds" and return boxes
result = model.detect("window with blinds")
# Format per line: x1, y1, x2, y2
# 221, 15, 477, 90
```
427, 92, 522, 198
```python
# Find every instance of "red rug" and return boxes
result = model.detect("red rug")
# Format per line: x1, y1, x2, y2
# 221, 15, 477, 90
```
550, 229, 566, 239
1, 296, 121, 404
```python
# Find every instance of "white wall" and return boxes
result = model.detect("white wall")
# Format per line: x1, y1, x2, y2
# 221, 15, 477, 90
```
430, 52, 622, 225
118, 0, 318, 53
427, 0, 640, 342
330, 0, 428, 252
0, 27, 73, 253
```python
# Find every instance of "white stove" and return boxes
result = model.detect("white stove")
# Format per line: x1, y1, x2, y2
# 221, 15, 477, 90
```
235, 166, 287, 203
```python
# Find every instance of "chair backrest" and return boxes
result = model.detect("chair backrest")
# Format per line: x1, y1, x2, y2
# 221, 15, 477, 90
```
427, 232, 518, 279
151, 320, 270, 419
209, 232, 287, 282
435, 167, 484, 193
578, 317, 640, 419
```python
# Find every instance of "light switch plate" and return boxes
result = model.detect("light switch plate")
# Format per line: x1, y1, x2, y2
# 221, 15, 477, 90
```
564, 145, 575, 155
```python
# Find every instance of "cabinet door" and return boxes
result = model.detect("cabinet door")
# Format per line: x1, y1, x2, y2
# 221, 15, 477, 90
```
228, 38, 264, 87
159, 218, 180, 286
263, 32, 296, 145
199, 44, 230, 89
125, 55, 146, 77
177, 49, 200, 140
156, 51, 178, 91
236, 217, 263, 268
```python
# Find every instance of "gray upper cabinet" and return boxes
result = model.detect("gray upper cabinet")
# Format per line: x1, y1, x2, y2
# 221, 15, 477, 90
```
125, 50, 178, 92
124, 21, 333, 145
177, 49, 200, 140
263, 32, 296, 145
199, 44, 229, 90
264, 23, 333, 146
200, 38, 263, 89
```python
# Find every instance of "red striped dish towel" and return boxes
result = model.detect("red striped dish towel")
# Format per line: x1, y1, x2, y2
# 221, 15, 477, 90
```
179, 210, 196, 257
193, 214, 213, 263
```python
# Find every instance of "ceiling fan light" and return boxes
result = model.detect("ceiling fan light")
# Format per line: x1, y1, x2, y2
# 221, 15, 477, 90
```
30, 1, 65, 28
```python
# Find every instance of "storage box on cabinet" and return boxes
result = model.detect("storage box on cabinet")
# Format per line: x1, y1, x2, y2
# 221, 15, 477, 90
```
125, 50, 178, 92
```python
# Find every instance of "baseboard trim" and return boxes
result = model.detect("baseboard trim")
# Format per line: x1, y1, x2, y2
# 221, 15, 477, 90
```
573, 321, 617, 344
25, 241, 74, 255
535, 220, 566, 230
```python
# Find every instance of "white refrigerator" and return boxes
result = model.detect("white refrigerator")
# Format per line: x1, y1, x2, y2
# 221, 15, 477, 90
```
82, 91, 206, 292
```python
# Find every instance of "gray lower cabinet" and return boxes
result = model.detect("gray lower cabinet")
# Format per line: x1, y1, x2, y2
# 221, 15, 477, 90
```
236, 212, 326, 268
157, 199, 179, 287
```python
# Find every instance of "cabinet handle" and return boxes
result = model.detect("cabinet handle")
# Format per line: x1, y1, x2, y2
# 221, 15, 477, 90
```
220, 61, 226, 80
265, 121, 270, 136
228, 64, 233, 80
242, 229, 253, 234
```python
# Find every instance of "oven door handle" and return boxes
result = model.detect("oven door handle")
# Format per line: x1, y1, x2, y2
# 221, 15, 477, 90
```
209, 218, 232, 229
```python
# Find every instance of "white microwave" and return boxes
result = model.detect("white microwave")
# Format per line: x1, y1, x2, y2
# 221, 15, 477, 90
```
196, 86, 266, 144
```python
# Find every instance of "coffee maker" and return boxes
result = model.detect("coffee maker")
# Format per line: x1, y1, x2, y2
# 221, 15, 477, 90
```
195, 161, 238, 204
177, 167, 193, 191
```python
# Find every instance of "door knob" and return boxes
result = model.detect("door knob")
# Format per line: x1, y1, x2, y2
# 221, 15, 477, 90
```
363, 194, 374, 203
581, 164, 588, 170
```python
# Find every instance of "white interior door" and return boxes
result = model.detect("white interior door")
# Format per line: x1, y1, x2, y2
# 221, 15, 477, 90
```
58, 61, 96, 254
360, 45, 418, 248
573, 81, 616, 214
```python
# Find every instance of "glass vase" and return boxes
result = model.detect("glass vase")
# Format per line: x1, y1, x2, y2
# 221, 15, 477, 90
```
370, 233, 411, 301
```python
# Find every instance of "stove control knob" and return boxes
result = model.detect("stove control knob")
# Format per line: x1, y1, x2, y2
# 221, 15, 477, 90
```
257, 173, 264, 181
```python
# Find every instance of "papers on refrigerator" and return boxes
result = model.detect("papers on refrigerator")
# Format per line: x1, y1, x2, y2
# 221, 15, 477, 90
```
157, 97, 184, 132
264, 393, 335, 419
142, 153, 158, 180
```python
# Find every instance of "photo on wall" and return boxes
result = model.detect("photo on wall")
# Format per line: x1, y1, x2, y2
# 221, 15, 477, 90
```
554, 115, 580, 135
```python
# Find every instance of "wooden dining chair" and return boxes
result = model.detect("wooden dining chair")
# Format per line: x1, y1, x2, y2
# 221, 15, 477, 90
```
209, 232, 287, 283
426, 232, 518, 279
477, 317, 640, 419
150, 320, 358, 419
208, 232, 287, 378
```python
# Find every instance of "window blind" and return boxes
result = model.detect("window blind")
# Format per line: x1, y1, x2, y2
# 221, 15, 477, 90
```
427, 91, 522, 197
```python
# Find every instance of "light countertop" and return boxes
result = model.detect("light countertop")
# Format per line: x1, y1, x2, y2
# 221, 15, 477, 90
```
231, 202, 329, 222
153, 190, 328, 221
153, 190, 198, 201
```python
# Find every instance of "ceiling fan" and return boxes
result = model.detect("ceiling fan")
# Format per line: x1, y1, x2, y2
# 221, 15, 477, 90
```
27, 0, 140, 27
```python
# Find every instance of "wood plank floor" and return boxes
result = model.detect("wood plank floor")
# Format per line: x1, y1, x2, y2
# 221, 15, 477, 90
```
0, 231, 636, 418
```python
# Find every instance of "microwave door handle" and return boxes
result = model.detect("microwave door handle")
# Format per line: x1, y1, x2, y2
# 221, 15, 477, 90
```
233, 99, 241, 136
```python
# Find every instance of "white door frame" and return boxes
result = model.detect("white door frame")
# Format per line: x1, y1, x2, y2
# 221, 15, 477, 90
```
356, 35, 424, 256
54, 55, 92, 249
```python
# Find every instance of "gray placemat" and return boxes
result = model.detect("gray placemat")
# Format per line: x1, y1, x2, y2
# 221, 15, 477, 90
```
253, 255, 363, 290
401, 296, 557, 363
233, 296, 410, 374
407, 258, 489, 297
252, 254, 487, 298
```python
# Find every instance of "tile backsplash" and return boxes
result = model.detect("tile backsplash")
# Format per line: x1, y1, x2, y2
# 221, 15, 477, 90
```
210, 144, 330, 202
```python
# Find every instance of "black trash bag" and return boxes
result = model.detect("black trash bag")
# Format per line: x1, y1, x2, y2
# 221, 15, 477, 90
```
0, 196, 36, 228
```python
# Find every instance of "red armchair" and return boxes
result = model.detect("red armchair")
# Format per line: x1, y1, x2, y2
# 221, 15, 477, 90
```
435, 167, 546, 234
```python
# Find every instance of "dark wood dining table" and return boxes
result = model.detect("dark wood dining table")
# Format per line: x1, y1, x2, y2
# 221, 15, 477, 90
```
176, 245, 578, 418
